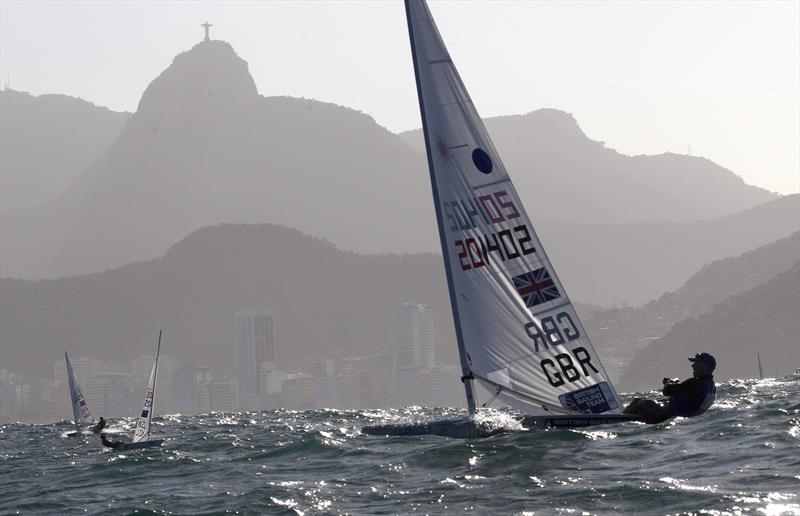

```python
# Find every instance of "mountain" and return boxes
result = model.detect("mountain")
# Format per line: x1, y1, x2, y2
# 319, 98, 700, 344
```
400, 110, 777, 224
579, 232, 800, 380
617, 261, 800, 392
0, 89, 130, 213
541, 194, 799, 305
3, 222, 798, 387
0, 39, 783, 283
640, 231, 800, 321
0, 224, 455, 379
0, 40, 434, 279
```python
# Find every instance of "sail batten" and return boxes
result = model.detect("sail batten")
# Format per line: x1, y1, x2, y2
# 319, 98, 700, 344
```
405, 0, 622, 416
475, 376, 570, 414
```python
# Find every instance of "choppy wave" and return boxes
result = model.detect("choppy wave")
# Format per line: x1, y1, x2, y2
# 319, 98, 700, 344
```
2, 375, 799, 515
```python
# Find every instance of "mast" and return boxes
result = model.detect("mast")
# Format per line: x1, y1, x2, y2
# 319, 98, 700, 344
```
404, 0, 476, 414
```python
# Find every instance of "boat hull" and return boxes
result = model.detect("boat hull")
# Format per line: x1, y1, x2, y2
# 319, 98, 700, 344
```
362, 414, 640, 438
362, 418, 502, 438
520, 414, 640, 429
118, 439, 164, 450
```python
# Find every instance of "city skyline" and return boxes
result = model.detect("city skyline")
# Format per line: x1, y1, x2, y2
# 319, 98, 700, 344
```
0, 301, 462, 423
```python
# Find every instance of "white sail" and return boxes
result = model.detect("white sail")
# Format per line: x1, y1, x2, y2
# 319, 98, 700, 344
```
405, 0, 622, 416
132, 331, 161, 443
65, 352, 93, 427
757, 352, 764, 379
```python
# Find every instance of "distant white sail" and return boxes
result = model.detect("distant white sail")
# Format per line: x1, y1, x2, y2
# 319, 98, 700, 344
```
406, 0, 622, 416
757, 352, 764, 380
65, 351, 93, 427
132, 332, 161, 443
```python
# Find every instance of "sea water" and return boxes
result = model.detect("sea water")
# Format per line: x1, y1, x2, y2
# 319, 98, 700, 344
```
2, 375, 798, 515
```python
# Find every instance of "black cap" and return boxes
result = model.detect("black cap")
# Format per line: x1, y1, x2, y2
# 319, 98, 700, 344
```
689, 352, 716, 370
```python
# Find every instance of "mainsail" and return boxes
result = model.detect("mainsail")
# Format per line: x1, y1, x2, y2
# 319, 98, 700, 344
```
65, 352, 93, 427
757, 352, 764, 380
405, 0, 622, 417
132, 331, 161, 443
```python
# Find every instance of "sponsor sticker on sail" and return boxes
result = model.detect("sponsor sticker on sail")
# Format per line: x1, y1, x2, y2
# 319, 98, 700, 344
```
559, 382, 619, 414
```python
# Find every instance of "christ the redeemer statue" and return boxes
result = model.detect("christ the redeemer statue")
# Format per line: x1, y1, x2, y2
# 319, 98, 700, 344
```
201, 22, 213, 42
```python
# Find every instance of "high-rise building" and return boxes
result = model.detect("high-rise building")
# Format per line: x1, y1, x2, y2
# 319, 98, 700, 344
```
0, 370, 13, 422
131, 354, 177, 385
173, 367, 213, 415
341, 354, 393, 408
235, 307, 276, 409
209, 380, 237, 412
258, 369, 286, 397
394, 368, 432, 406
393, 303, 435, 370
430, 365, 464, 407
306, 358, 335, 378
83, 372, 131, 418
314, 376, 338, 408
336, 375, 361, 409
282, 373, 315, 409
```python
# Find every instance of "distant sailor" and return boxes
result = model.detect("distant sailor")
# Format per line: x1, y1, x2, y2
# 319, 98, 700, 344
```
100, 433, 123, 449
623, 352, 717, 424
92, 416, 106, 433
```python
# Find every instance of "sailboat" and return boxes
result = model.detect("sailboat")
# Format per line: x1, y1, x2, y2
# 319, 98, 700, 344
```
65, 351, 94, 436
757, 352, 764, 379
364, 0, 636, 437
112, 331, 165, 450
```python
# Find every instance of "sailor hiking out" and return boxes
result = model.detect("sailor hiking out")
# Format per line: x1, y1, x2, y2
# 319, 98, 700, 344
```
92, 417, 106, 434
623, 352, 717, 424
100, 433, 124, 449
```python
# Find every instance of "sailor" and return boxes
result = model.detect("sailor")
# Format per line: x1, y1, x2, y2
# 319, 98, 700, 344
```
92, 417, 106, 433
623, 352, 717, 424
100, 433, 123, 449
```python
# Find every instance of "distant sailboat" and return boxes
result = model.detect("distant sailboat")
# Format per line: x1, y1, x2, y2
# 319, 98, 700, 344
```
109, 331, 165, 450
757, 352, 764, 380
65, 351, 94, 436
365, 0, 635, 437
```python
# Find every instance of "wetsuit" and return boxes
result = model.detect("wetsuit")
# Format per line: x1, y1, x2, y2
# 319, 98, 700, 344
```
663, 375, 716, 417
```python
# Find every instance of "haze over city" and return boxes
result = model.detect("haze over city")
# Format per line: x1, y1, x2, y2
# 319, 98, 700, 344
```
0, 0, 796, 421
1, 0, 798, 416
1, 2, 799, 513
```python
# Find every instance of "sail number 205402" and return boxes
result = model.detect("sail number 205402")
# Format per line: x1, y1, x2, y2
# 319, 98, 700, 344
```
443, 190, 536, 271
454, 225, 535, 271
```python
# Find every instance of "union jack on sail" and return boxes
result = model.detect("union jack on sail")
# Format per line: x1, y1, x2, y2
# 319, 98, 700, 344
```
512, 267, 561, 308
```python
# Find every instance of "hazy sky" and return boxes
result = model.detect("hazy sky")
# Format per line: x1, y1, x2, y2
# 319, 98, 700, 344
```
1, 1, 798, 194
